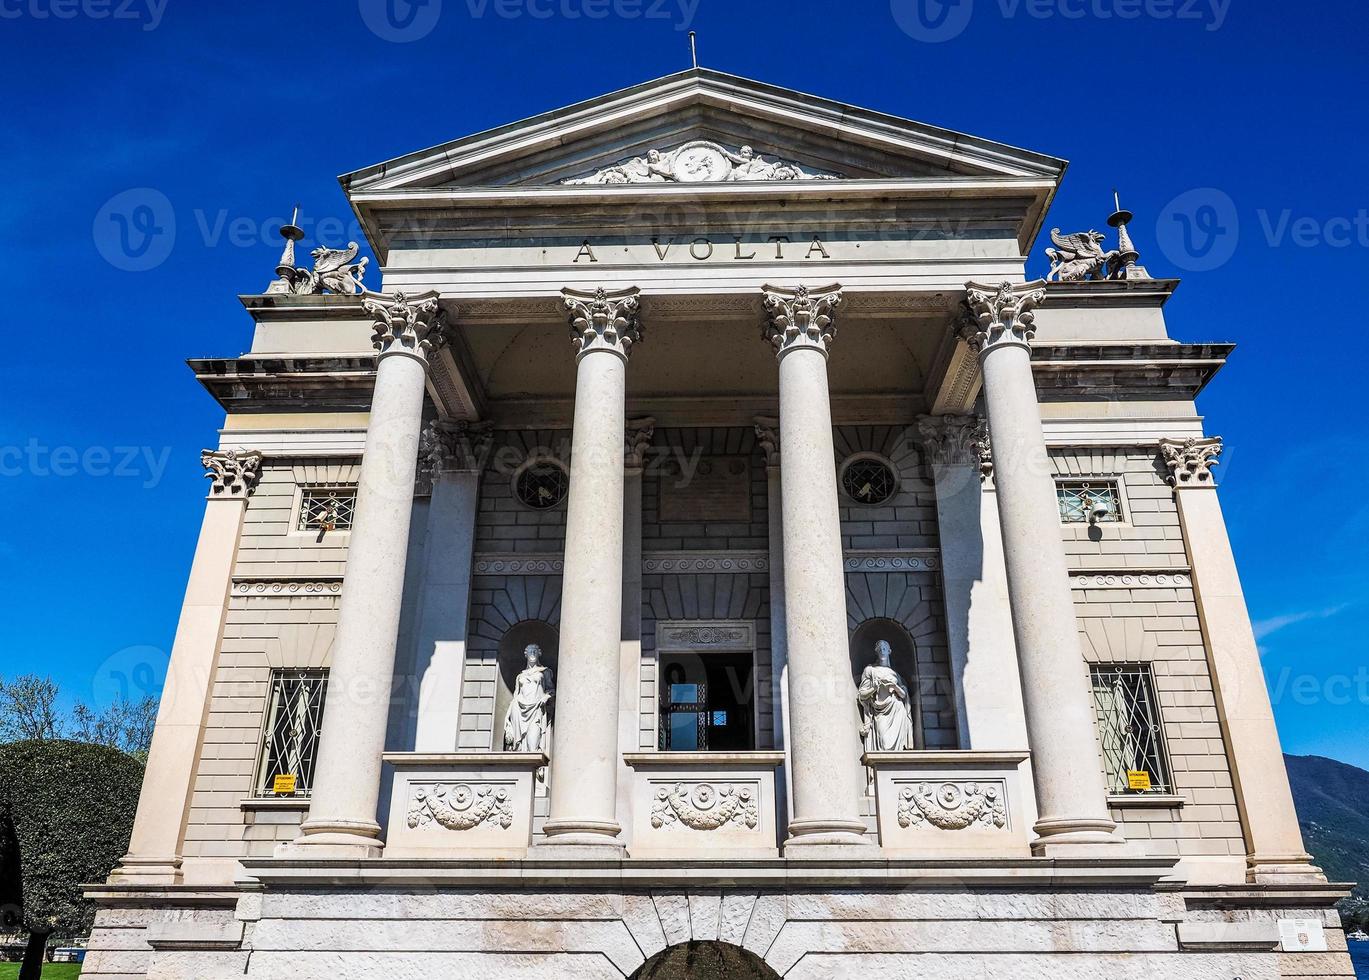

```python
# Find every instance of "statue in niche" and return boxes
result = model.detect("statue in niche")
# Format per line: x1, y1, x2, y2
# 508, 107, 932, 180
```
502, 644, 555, 754
856, 640, 915, 753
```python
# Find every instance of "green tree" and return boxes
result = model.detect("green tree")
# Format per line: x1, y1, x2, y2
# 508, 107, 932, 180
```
0, 677, 62, 742
0, 740, 143, 980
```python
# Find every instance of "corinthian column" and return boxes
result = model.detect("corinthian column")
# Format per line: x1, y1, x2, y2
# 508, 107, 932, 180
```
539, 286, 643, 855
289, 291, 445, 857
1160, 437, 1323, 883
963, 281, 1123, 855
761, 284, 873, 852
113, 450, 261, 883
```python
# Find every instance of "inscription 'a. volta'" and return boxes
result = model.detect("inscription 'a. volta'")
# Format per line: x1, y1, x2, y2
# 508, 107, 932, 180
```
573, 236, 832, 264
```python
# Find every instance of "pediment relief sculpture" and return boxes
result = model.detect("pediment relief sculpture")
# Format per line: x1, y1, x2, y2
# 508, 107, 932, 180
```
563, 140, 841, 185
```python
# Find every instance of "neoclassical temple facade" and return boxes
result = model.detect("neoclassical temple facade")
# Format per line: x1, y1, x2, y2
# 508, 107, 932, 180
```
86, 71, 1354, 979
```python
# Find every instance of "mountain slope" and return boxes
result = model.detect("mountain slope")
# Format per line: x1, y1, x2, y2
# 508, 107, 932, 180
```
1286, 753, 1369, 897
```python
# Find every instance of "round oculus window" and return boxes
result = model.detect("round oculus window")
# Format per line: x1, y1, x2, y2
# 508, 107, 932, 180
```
841, 456, 897, 505
515, 461, 569, 510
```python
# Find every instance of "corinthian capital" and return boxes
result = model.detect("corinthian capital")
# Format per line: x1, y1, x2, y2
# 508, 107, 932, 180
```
563, 286, 643, 361
201, 449, 262, 497
916, 414, 990, 476
625, 417, 656, 471
422, 419, 492, 475
753, 416, 780, 467
364, 290, 447, 362
960, 280, 1047, 354
761, 283, 843, 359
1159, 436, 1222, 488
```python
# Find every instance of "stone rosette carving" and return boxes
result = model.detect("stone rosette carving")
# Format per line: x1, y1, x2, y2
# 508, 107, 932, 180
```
761, 283, 843, 359
753, 416, 780, 466
422, 419, 492, 475
201, 449, 262, 497
651, 782, 759, 831
364, 291, 447, 361
563, 286, 643, 361
564, 140, 840, 185
897, 781, 1007, 831
960, 280, 1047, 354
625, 417, 657, 471
407, 782, 513, 832
1159, 436, 1222, 487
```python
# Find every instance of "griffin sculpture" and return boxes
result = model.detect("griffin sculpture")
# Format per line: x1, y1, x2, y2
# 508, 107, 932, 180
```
1045, 229, 1119, 282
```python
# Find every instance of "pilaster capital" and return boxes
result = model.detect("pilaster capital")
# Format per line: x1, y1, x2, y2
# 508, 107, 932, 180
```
761, 283, 843, 360
625, 417, 656, 471
916, 414, 991, 480
201, 449, 262, 497
1159, 436, 1222, 488
421, 419, 493, 475
960, 280, 1047, 355
753, 415, 780, 467
563, 286, 643, 362
363, 290, 447, 363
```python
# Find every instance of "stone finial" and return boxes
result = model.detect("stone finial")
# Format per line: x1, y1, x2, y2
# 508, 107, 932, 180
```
625, 417, 656, 471
364, 291, 447, 362
201, 449, 263, 497
1159, 437, 1222, 488
422, 420, 492, 475
753, 416, 780, 467
960, 281, 1047, 354
563, 286, 643, 362
916, 413, 990, 476
1107, 192, 1152, 281
761, 283, 843, 359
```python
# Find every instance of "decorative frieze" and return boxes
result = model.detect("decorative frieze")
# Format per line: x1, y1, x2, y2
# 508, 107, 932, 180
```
364, 291, 447, 361
473, 555, 565, 576
843, 551, 939, 572
563, 285, 643, 361
1071, 570, 1192, 590
201, 449, 262, 497
1159, 436, 1223, 488
407, 783, 514, 832
960, 280, 1048, 354
657, 620, 756, 651
233, 579, 343, 596
651, 782, 759, 831
761, 283, 843, 359
643, 552, 769, 574
897, 780, 1008, 831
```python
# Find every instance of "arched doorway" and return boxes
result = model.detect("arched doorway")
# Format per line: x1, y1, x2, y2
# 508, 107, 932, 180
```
630, 942, 781, 979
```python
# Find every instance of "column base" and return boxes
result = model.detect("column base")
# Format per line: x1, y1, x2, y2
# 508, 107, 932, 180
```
531, 819, 626, 859
278, 817, 385, 860
1248, 854, 1327, 884
783, 817, 878, 858
1030, 816, 1141, 858
107, 854, 182, 885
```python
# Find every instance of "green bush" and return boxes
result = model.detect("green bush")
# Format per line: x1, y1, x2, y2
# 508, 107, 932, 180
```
0, 740, 143, 947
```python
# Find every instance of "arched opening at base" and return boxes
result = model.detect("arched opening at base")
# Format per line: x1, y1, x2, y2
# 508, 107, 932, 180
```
630, 941, 781, 980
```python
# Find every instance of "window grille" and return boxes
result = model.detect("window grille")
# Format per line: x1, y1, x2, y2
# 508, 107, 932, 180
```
255, 669, 327, 798
841, 456, 897, 505
515, 461, 569, 510
298, 486, 357, 532
1089, 664, 1172, 794
1057, 480, 1122, 523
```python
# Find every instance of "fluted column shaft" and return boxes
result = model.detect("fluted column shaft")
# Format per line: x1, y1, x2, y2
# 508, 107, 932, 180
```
1161, 438, 1323, 883
964, 281, 1121, 855
541, 287, 642, 853
291, 292, 444, 856
762, 284, 872, 851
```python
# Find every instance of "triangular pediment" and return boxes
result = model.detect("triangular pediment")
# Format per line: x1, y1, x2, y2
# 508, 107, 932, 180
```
342, 69, 1065, 193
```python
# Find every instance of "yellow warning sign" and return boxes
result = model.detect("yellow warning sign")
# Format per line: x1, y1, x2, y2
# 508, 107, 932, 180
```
1126, 770, 1152, 791
272, 774, 298, 795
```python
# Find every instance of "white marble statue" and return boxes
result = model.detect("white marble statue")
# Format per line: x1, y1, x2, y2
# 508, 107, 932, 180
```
856, 640, 915, 752
502, 644, 555, 753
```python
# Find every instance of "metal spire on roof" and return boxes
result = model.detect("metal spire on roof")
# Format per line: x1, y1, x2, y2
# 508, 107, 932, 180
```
689, 31, 698, 69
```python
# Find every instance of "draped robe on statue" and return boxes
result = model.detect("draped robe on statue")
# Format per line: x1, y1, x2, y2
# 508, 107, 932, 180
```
503, 663, 554, 752
857, 662, 914, 753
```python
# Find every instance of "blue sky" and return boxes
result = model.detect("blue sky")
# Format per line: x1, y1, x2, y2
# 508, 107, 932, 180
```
1, 1, 1365, 765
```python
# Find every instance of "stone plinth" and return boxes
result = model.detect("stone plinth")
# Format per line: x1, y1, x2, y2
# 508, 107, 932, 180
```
865, 750, 1032, 857
623, 752, 785, 860
382, 752, 545, 858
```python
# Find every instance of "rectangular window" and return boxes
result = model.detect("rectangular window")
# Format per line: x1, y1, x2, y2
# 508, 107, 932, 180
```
1057, 480, 1122, 524
255, 669, 327, 798
297, 486, 357, 532
1089, 664, 1173, 794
